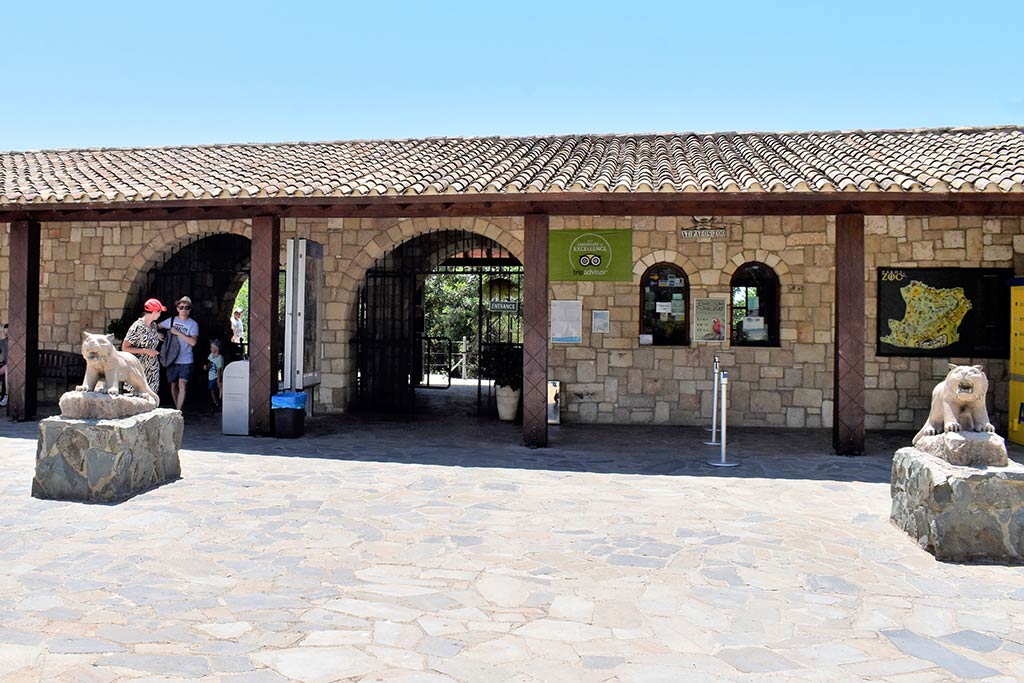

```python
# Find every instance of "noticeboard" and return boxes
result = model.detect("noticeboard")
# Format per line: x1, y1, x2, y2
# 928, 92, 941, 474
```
876, 267, 1011, 358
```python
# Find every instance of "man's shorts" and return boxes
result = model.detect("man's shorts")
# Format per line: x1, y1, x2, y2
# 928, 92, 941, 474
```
167, 363, 192, 383
208, 378, 219, 391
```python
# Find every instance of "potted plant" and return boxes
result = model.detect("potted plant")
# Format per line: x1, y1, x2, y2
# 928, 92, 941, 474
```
483, 344, 522, 421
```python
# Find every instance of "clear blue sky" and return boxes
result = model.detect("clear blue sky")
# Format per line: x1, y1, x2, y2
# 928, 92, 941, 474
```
3, 1, 1021, 151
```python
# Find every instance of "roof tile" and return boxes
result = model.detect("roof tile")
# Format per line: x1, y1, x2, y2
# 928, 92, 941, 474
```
1, 127, 1022, 205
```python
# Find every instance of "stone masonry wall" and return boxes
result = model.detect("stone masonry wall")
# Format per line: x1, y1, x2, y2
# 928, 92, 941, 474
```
0, 214, 1020, 429
547, 215, 1021, 430
547, 215, 834, 428
863, 216, 1022, 431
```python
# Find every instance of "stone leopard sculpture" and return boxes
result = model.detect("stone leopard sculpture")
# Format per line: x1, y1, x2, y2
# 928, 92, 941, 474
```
76, 331, 159, 403
912, 363, 995, 446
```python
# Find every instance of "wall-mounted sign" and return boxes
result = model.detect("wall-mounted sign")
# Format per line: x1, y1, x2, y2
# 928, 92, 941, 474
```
877, 267, 1011, 358
551, 300, 583, 344
680, 228, 727, 240
592, 309, 610, 334
693, 298, 728, 343
549, 230, 633, 281
489, 300, 519, 313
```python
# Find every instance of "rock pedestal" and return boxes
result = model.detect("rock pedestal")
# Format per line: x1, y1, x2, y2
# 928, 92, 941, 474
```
33, 409, 183, 503
890, 447, 1024, 562
913, 431, 1008, 467
58, 391, 156, 420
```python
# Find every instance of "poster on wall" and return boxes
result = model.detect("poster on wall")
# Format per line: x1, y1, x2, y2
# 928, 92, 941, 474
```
549, 230, 633, 281
592, 309, 610, 334
693, 298, 728, 343
551, 300, 583, 344
876, 267, 1011, 358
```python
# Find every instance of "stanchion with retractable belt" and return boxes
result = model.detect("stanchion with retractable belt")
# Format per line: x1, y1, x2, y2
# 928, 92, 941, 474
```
706, 371, 739, 467
704, 356, 721, 445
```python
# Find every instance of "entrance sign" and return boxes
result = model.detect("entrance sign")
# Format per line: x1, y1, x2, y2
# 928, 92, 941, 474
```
549, 230, 633, 281
694, 298, 728, 343
283, 239, 324, 390
489, 300, 519, 313
551, 300, 583, 344
877, 267, 1011, 358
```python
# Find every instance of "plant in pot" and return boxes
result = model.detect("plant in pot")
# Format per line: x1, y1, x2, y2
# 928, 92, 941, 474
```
484, 344, 522, 421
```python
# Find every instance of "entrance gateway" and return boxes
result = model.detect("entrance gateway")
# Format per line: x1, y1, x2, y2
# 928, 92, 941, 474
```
353, 229, 523, 415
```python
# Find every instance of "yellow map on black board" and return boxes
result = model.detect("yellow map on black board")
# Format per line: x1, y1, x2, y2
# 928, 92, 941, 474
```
880, 280, 973, 350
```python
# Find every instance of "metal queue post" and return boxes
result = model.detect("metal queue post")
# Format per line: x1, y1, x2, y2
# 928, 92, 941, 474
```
706, 371, 739, 467
704, 356, 720, 445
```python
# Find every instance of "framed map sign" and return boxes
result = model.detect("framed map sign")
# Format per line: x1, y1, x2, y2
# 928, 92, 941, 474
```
876, 267, 1011, 358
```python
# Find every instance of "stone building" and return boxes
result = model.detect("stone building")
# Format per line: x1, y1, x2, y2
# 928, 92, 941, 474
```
2, 127, 1023, 453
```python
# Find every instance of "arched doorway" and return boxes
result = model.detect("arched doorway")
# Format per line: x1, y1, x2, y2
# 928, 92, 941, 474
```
353, 229, 523, 416
121, 233, 251, 406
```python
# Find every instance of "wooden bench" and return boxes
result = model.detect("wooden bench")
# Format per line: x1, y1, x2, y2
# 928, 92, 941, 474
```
38, 350, 86, 393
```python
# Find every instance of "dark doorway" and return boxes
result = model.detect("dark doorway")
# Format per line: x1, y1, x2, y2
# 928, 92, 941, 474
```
353, 230, 523, 416
123, 234, 251, 407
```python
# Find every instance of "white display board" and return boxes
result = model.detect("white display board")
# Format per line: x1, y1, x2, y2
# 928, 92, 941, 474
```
222, 360, 249, 435
551, 300, 583, 344
283, 239, 324, 390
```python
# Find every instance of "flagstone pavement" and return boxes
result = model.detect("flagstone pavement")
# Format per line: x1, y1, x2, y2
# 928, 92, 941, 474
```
1, 413, 1023, 683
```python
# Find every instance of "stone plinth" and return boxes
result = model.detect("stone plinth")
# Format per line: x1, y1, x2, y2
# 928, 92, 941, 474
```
59, 391, 156, 420
33, 409, 183, 503
914, 431, 1008, 467
890, 447, 1024, 562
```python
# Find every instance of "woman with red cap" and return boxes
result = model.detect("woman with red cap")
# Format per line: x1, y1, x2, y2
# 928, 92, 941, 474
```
121, 298, 167, 397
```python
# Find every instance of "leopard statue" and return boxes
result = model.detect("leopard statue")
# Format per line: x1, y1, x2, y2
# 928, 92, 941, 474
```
75, 331, 159, 404
912, 363, 995, 446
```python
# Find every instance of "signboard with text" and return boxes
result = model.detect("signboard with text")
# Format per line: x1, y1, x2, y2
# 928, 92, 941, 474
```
549, 230, 633, 281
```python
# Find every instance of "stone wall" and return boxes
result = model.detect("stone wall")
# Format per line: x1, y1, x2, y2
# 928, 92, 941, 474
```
547, 215, 833, 427
863, 216, 1022, 431
547, 215, 1021, 430
0, 214, 1020, 430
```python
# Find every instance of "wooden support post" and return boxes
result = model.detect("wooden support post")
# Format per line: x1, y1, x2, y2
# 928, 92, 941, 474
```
833, 213, 866, 455
523, 214, 549, 447
249, 215, 280, 436
7, 219, 41, 421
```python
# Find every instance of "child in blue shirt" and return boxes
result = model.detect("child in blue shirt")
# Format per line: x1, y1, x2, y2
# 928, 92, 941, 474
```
205, 339, 225, 408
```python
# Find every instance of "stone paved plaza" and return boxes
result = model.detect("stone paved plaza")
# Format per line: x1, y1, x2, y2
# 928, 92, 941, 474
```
2, 414, 1023, 682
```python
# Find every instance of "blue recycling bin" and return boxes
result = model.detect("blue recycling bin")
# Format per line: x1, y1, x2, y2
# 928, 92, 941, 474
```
272, 392, 307, 438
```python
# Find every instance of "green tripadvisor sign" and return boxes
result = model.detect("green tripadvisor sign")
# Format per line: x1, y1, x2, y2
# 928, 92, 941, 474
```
549, 230, 633, 281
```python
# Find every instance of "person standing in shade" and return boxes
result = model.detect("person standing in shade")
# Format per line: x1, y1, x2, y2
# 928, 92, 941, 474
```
205, 339, 225, 408
230, 308, 245, 345
160, 296, 199, 411
121, 298, 166, 397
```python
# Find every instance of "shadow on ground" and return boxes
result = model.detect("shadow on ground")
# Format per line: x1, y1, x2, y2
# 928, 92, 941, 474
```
6, 388, 1022, 484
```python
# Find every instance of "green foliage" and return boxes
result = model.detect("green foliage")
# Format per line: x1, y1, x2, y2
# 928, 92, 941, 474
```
424, 274, 478, 346
234, 279, 250, 318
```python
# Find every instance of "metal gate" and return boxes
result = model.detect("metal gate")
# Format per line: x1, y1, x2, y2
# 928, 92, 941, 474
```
353, 229, 523, 414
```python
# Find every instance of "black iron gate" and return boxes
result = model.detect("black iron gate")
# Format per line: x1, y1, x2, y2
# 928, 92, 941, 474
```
353, 229, 523, 414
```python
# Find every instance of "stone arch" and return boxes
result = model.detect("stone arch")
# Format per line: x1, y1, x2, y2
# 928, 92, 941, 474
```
337, 217, 524, 328
331, 216, 523, 412
634, 250, 700, 284
123, 219, 251, 310
722, 250, 793, 286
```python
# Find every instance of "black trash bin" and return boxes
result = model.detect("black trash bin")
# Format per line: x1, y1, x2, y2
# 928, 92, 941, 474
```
272, 392, 306, 438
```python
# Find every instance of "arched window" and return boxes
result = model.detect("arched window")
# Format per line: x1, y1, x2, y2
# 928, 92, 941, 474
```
640, 263, 689, 345
730, 262, 780, 346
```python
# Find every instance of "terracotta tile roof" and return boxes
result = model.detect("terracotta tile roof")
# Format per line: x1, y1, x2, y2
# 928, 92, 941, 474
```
2, 127, 1023, 205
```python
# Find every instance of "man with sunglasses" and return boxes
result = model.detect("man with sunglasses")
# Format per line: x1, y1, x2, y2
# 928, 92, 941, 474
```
159, 296, 199, 411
